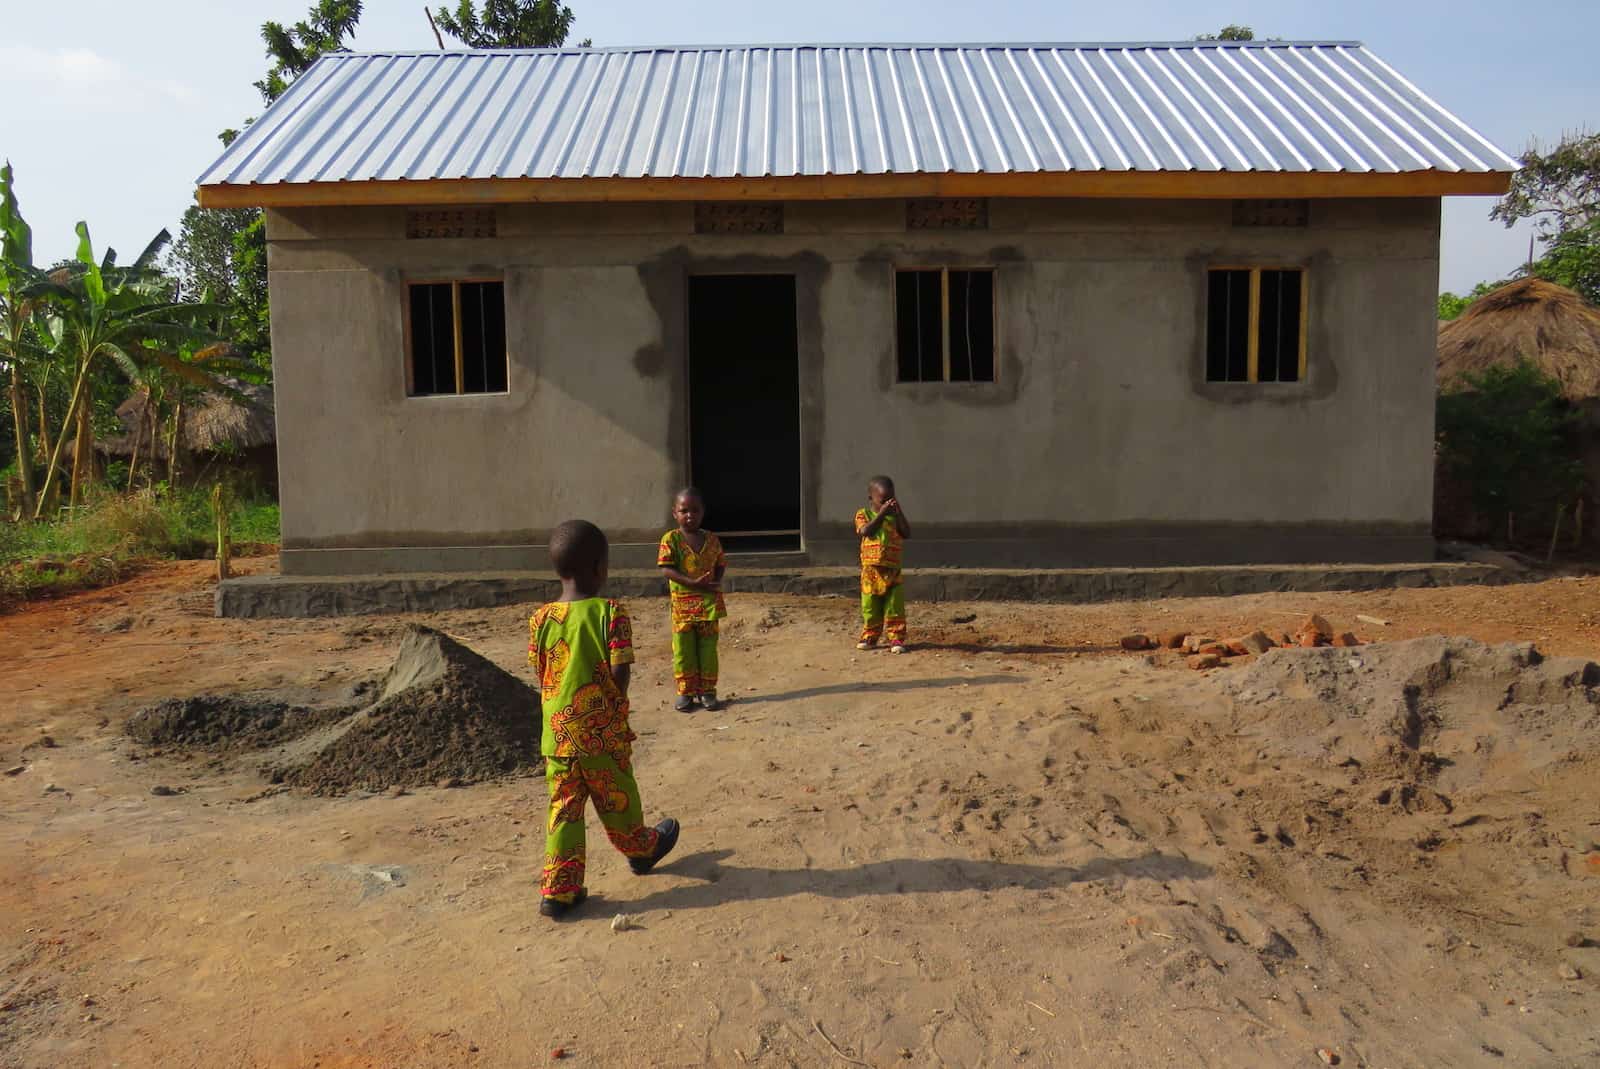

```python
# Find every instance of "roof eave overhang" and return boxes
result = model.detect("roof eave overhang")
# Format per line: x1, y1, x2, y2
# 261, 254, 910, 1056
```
196, 169, 1512, 210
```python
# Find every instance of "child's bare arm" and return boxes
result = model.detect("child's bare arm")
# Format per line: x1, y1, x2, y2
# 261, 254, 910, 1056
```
614, 663, 631, 697
857, 511, 888, 536
884, 499, 911, 537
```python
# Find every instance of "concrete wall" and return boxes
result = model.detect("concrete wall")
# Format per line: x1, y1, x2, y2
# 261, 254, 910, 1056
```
264, 196, 1442, 574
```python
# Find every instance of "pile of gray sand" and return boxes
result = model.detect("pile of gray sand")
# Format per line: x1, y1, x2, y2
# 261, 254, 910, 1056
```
126, 695, 349, 754
125, 627, 542, 795
268, 626, 542, 794
1225, 636, 1600, 787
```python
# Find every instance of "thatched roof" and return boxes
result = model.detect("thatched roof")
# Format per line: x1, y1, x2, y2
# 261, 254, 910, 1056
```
100, 382, 276, 459
1437, 278, 1600, 401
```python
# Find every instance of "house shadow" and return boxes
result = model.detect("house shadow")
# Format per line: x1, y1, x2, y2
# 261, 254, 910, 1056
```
732, 675, 1024, 704
598, 849, 1211, 914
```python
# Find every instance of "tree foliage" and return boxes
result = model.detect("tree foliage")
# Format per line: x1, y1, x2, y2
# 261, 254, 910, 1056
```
257, 0, 364, 102
1492, 131, 1600, 305
1437, 281, 1502, 321
1436, 361, 1583, 537
432, 0, 583, 48
1196, 25, 1255, 41
169, 199, 270, 368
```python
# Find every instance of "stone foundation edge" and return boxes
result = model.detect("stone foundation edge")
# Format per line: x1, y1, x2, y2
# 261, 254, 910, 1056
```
218, 561, 1503, 619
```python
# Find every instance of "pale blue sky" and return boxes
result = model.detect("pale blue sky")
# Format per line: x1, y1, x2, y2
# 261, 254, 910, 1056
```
3, 0, 1595, 292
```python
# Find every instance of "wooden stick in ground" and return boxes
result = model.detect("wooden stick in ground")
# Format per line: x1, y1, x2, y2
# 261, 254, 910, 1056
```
1548, 503, 1566, 564
212, 484, 231, 581
811, 1020, 869, 1067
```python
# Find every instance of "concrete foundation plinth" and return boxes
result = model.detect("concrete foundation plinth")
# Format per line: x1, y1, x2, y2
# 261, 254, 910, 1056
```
216, 561, 1504, 619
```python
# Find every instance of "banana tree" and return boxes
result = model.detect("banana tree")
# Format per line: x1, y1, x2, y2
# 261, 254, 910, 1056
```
32, 223, 218, 518
0, 162, 49, 516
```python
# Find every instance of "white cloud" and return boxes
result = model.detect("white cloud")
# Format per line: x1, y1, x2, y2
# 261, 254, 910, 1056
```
0, 43, 195, 104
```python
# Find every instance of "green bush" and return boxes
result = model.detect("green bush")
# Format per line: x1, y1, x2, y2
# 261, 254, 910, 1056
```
1436, 361, 1584, 541
0, 482, 280, 609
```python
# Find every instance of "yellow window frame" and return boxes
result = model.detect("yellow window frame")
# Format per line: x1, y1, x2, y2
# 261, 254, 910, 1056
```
404, 278, 506, 396
1208, 266, 1310, 383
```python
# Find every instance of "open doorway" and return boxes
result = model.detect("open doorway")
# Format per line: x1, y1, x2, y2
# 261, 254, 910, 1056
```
687, 275, 801, 553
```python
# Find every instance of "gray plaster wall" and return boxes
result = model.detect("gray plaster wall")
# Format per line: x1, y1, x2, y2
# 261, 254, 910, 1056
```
264, 196, 1442, 575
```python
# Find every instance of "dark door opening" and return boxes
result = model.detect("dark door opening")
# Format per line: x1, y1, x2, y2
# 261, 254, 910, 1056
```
688, 275, 801, 553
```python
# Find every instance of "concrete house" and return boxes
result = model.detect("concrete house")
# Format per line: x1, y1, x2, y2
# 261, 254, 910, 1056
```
197, 42, 1516, 576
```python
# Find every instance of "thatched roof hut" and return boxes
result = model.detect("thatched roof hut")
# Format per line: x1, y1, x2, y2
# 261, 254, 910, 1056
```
101, 382, 276, 460
1437, 278, 1600, 401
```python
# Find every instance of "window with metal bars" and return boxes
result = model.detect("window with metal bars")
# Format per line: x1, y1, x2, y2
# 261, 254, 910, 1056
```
1205, 268, 1307, 384
894, 268, 995, 383
406, 280, 508, 396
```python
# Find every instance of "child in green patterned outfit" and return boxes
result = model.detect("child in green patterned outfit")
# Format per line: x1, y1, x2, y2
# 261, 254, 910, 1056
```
856, 475, 911, 653
529, 519, 680, 919
657, 487, 728, 712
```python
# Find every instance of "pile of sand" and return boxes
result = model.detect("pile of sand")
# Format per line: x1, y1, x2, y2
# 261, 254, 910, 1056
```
265, 626, 542, 794
125, 695, 349, 754
127, 627, 543, 794
1227, 636, 1600, 785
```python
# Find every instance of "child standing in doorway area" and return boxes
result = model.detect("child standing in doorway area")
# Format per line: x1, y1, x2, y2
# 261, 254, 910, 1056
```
856, 475, 911, 653
657, 487, 728, 712
529, 519, 680, 920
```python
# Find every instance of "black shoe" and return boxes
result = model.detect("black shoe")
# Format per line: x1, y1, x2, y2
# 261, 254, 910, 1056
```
673, 696, 697, 713
539, 888, 587, 919
629, 818, 680, 875
700, 692, 723, 712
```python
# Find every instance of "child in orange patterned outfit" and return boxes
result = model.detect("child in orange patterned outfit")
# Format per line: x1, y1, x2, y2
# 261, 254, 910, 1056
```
657, 488, 727, 712
856, 475, 911, 653
529, 519, 679, 919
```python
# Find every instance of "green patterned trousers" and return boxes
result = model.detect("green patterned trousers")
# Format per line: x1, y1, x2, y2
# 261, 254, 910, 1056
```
541, 753, 659, 903
672, 621, 719, 695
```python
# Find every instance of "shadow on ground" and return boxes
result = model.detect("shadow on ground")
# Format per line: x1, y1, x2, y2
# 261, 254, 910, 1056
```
599, 849, 1211, 914
732, 675, 1026, 704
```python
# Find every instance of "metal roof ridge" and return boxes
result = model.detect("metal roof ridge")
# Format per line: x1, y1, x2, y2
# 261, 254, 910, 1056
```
317, 41, 1370, 60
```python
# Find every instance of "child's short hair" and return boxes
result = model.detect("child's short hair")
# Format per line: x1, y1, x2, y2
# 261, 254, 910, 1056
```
868, 474, 896, 496
549, 519, 608, 578
674, 486, 704, 506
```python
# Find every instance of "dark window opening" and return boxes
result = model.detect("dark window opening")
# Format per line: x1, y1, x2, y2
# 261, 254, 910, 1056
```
1206, 268, 1305, 384
895, 268, 995, 383
407, 280, 507, 396
1257, 269, 1302, 384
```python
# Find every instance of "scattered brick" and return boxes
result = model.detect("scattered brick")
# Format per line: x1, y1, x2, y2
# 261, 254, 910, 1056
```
1238, 630, 1276, 654
1119, 634, 1153, 651
1158, 631, 1190, 650
1332, 632, 1362, 647
1188, 653, 1222, 670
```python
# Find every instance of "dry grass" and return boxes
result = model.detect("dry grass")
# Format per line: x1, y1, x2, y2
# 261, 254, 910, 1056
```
1438, 278, 1600, 401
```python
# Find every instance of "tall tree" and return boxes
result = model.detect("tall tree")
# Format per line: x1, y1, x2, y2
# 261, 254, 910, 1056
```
188, 2, 366, 387
1493, 132, 1600, 304
32, 226, 218, 516
170, 195, 271, 369
257, 0, 365, 103
431, 0, 583, 48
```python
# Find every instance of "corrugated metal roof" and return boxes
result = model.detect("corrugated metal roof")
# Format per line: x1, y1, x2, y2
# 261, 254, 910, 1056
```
199, 42, 1517, 188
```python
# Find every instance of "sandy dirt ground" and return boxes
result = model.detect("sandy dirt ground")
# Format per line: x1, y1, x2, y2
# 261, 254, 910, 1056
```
3, 559, 1599, 1068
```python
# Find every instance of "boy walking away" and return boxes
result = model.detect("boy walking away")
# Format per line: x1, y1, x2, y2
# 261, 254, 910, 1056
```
530, 519, 679, 919
856, 475, 911, 653
657, 488, 727, 712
